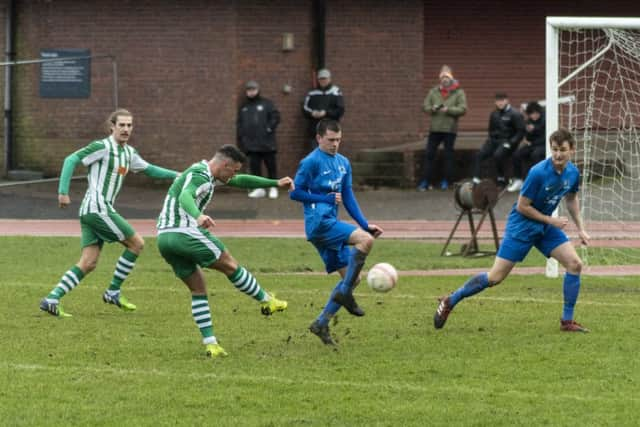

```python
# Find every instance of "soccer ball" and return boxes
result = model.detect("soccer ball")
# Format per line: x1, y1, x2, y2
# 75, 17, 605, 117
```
366, 262, 398, 293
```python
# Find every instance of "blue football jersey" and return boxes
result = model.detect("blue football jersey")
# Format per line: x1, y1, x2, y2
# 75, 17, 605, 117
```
293, 148, 352, 238
505, 158, 580, 239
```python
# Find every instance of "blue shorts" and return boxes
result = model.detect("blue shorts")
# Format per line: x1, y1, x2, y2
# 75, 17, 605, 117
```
309, 221, 358, 273
497, 225, 569, 262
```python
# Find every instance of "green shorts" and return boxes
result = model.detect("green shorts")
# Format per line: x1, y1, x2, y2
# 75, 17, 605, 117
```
80, 212, 136, 248
157, 229, 226, 279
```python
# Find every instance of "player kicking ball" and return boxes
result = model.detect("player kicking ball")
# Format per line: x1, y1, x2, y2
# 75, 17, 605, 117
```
434, 128, 590, 332
156, 144, 293, 358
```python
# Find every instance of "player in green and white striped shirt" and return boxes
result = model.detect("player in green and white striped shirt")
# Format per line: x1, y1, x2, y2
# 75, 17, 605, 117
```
39, 109, 179, 317
156, 144, 293, 358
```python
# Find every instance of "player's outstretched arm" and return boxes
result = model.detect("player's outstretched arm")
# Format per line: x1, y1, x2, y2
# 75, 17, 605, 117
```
277, 176, 294, 191
227, 174, 280, 189
143, 164, 179, 180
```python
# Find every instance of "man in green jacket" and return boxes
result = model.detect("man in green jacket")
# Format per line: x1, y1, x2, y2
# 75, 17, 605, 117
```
417, 65, 467, 191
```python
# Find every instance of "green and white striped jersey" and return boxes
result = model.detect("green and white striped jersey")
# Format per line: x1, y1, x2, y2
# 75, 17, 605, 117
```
157, 160, 215, 231
76, 136, 149, 215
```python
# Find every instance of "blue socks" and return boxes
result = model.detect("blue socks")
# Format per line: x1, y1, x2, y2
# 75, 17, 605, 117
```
316, 282, 343, 326
449, 272, 490, 307
562, 272, 581, 321
317, 249, 368, 326
447, 271, 581, 320
337, 248, 367, 295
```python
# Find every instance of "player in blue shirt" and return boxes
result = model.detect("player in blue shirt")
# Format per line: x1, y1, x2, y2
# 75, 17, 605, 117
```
290, 119, 383, 345
433, 128, 590, 332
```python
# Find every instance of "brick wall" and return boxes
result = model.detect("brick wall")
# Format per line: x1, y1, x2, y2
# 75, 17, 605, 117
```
326, 0, 425, 157
11, 0, 238, 176
2, 0, 426, 179
235, 0, 313, 176
2, 0, 639, 181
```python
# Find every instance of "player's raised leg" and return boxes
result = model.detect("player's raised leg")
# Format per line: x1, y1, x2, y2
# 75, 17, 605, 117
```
551, 241, 588, 332
333, 228, 374, 316
39, 244, 100, 317
433, 257, 513, 329
212, 251, 287, 316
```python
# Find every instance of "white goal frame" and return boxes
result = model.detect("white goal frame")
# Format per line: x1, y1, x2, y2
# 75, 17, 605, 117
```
545, 17, 640, 277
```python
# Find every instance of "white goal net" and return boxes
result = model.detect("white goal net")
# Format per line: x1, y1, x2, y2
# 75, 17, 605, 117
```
547, 17, 640, 267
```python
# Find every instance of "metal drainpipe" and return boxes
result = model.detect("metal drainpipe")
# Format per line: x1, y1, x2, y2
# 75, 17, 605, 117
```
3, 0, 15, 177
313, 0, 326, 76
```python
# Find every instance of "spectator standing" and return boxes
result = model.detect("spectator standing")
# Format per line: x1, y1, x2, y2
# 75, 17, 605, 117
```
417, 65, 467, 191
472, 93, 525, 189
302, 69, 344, 151
237, 80, 281, 199
507, 101, 546, 192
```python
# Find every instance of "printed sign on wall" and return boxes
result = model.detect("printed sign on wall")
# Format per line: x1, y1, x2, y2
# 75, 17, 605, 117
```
40, 49, 91, 98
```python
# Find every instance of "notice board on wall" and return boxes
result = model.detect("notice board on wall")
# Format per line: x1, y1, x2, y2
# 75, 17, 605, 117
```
39, 49, 91, 98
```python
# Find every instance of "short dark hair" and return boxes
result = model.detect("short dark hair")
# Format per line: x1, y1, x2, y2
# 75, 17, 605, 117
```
316, 119, 341, 137
550, 128, 576, 148
495, 93, 508, 100
525, 101, 543, 115
217, 144, 246, 163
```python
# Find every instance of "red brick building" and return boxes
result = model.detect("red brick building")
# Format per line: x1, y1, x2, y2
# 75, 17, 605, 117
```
0, 0, 636, 181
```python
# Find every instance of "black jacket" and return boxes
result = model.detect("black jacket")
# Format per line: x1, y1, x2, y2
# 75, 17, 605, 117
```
525, 113, 546, 147
488, 105, 525, 149
302, 83, 345, 137
236, 95, 280, 152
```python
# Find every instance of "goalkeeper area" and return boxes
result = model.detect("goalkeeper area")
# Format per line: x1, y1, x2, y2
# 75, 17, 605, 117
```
547, 17, 640, 264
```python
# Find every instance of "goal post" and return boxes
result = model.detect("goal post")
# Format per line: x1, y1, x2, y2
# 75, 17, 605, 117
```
545, 17, 640, 277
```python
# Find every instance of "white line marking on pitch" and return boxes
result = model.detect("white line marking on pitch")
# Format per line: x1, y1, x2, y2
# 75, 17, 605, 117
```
9, 281, 639, 307
6, 363, 636, 404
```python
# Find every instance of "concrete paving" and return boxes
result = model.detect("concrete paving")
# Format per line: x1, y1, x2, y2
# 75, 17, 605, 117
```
0, 179, 519, 221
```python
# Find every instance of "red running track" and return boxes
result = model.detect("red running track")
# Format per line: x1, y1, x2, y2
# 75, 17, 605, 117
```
2, 219, 640, 276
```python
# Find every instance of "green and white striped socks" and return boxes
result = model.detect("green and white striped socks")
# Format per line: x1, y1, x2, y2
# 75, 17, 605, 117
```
47, 266, 85, 300
108, 249, 138, 292
228, 266, 267, 302
191, 295, 216, 344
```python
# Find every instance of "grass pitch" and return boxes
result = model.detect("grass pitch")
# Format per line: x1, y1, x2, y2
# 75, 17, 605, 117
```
1, 237, 638, 426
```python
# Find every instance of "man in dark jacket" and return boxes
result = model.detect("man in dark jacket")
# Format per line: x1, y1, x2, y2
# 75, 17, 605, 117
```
302, 69, 344, 150
472, 93, 525, 188
237, 80, 281, 198
507, 101, 546, 192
